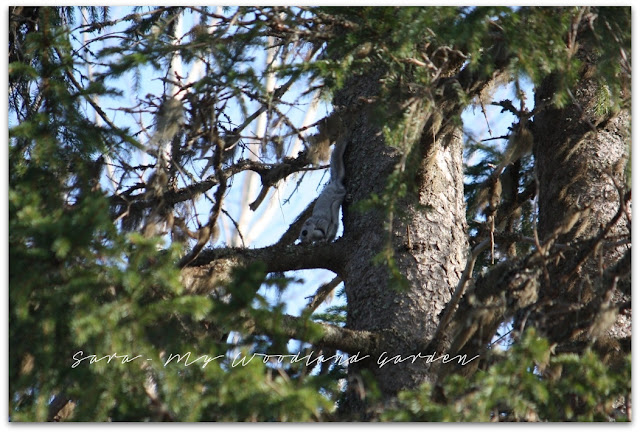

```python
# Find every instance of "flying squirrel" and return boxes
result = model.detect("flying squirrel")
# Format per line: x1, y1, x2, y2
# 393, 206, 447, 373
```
298, 134, 348, 243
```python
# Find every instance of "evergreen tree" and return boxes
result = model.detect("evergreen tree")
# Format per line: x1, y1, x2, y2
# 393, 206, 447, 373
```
9, 6, 630, 421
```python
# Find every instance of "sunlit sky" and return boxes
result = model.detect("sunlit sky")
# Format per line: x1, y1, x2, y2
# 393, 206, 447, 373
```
15, 6, 532, 319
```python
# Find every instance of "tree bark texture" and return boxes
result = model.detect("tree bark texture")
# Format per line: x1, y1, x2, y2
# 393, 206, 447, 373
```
334, 73, 468, 402
418, 35, 631, 383
533, 56, 631, 355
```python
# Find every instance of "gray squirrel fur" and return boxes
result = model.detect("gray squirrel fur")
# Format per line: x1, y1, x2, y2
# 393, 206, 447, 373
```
299, 136, 347, 243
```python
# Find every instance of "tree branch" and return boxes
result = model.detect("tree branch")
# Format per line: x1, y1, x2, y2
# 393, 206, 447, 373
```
109, 149, 316, 214
429, 238, 490, 348
181, 240, 347, 294
249, 313, 379, 356
303, 275, 343, 314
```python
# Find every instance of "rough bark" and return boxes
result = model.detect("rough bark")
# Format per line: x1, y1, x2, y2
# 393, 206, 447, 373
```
533, 55, 631, 356
181, 50, 507, 416
316, 67, 469, 416
434, 45, 631, 387
341, 129, 468, 393
331, 47, 511, 412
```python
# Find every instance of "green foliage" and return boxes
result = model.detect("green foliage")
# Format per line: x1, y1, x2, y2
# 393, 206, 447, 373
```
312, 304, 347, 327
9, 6, 630, 422
8, 7, 331, 421
583, 7, 631, 111
383, 329, 631, 422
311, 6, 630, 281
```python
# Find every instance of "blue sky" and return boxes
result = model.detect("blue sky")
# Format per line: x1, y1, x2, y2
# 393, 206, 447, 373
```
11, 6, 535, 323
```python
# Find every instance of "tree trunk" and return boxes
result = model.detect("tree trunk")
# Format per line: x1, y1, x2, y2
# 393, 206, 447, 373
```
335, 73, 468, 411
532, 49, 631, 358
430, 52, 631, 386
